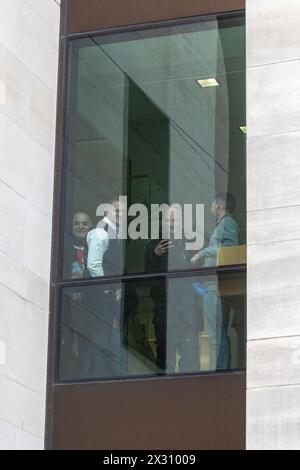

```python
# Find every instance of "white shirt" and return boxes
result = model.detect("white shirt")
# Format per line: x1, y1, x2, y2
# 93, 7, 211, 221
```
86, 217, 117, 277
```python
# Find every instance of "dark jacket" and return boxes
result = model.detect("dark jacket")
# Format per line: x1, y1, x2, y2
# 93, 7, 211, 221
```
145, 238, 203, 330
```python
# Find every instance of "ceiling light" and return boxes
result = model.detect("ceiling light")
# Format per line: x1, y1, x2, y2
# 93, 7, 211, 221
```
239, 126, 247, 134
197, 78, 219, 88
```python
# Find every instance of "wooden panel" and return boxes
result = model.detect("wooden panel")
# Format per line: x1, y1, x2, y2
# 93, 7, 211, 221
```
64, 0, 245, 35
51, 372, 246, 449
218, 245, 247, 266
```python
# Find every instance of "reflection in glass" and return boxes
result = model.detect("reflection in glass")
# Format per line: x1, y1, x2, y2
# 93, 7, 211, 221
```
58, 14, 246, 383
61, 16, 246, 278
58, 273, 246, 381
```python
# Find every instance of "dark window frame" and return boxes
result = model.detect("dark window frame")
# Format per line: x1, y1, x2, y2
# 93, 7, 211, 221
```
45, 0, 247, 449
48, 8, 246, 388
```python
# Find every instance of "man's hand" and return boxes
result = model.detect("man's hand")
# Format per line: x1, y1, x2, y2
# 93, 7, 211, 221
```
191, 252, 203, 265
154, 240, 173, 256
71, 272, 84, 279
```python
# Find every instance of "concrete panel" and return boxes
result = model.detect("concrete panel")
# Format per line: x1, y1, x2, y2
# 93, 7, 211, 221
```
23, 202, 52, 281
0, 180, 26, 263
0, 283, 48, 395
0, 43, 57, 153
23, 0, 61, 35
248, 206, 300, 246
0, 112, 54, 216
248, 283, 300, 340
247, 385, 300, 450
0, 0, 59, 91
248, 240, 300, 340
0, 250, 28, 300
247, 132, 300, 212
247, 0, 300, 450
0, 0, 60, 450
247, 0, 300, 67
0, 418, 43, 450
26, 270, 50, 312
0, 419, 16, 450
248, 238, 300, 294
247, 60, 300, 138
15, 428, 44, 450
0, 249, 50, 312
248, 336, 300, 389
0, 374, 45, 437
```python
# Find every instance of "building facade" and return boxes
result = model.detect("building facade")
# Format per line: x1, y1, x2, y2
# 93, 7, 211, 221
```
0, 0, 60, 449
0, 0, 299, 450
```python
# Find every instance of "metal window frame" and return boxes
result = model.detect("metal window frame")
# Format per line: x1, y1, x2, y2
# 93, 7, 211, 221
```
45, 0, 246, 449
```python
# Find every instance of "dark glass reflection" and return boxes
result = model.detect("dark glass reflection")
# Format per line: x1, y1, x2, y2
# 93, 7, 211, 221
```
58, 15, 246, 382
61, 16, 246, 278
58, 272, 246, 381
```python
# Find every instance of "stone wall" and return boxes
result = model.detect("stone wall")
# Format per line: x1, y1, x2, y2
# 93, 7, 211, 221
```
0, 0, 60, 450
247, 0, 300, 450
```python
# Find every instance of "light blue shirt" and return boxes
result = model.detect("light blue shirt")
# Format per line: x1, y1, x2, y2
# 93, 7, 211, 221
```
198, 214, 239, 267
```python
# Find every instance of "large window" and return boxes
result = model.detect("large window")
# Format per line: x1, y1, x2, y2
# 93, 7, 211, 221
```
57, 13, 246, 382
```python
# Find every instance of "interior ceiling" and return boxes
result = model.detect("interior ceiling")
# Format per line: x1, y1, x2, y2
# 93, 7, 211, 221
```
69, 21, 245, 198
67, 18, 246, 240
71, 21, 245, 147
93, 22, 245, 82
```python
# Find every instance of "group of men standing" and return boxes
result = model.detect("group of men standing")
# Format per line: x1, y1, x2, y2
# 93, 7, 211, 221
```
62, 193, 239, 379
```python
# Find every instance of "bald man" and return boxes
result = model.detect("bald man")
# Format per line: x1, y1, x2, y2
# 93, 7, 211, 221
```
60, 211, 93, 380
71, 211, 93, 279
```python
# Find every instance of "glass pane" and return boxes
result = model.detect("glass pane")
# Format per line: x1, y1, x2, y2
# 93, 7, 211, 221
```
61, 16, 246, 279
58, 272, 246, 381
